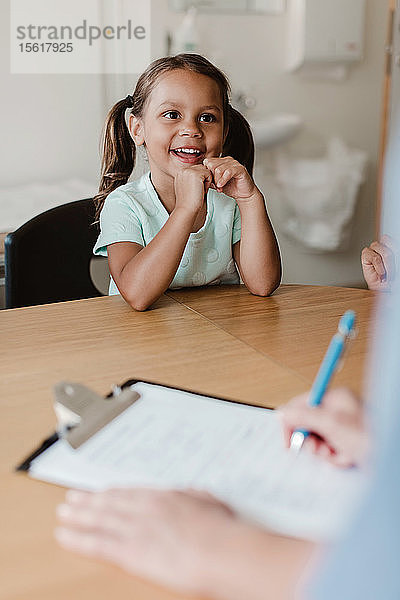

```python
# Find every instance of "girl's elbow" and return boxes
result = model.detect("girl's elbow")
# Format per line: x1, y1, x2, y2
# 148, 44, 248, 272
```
124, 291, 152, 312
129, 301, 149, 312
249, 274, 281, 297
122, 281, 162, 311
250, 285, 276, 298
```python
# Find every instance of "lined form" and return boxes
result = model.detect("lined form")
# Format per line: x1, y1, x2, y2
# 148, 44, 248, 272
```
30, 382, 365, 541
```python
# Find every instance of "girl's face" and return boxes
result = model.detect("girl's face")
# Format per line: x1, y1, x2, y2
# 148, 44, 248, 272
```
129, 69, 226, 186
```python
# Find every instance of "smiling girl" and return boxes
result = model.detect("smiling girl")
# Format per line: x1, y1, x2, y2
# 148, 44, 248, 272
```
93, 54, 281, 310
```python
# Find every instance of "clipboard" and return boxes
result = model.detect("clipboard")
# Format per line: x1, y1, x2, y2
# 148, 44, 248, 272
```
16, 378, 265, 472
15, 378, 363, 543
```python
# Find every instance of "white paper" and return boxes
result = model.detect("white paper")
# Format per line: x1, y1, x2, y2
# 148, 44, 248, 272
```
30, 382, 365, 541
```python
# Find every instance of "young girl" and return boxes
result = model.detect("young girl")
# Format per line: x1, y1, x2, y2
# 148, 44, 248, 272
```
93, 54, 281, 311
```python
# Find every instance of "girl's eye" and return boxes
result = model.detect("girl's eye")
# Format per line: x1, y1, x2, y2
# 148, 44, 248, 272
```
199, 113, 216, 123
163, 111, 180, 119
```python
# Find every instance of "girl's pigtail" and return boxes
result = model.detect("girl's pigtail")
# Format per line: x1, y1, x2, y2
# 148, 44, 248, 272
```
223, 105, 255, 177
93, 99, 135, 222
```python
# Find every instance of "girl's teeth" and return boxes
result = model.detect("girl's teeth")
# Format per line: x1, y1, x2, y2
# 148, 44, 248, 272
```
175, 148, 200, 154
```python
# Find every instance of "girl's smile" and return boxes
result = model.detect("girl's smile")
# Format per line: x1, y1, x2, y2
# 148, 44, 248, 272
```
169, 145, 205, 164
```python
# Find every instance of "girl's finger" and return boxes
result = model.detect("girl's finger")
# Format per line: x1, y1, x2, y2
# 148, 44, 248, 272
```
203, 157, 224, 170
215, 167, 239, 189
202, 168, 214, 192
203, 157, 238, 174
205, 169, 214, 183
215, 169, 231, 188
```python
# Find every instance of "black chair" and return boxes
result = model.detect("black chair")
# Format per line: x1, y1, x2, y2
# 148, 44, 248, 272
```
5, 198, 104, 309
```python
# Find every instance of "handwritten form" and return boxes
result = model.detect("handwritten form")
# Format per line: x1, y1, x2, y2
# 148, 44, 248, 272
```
30, 383, 365, 541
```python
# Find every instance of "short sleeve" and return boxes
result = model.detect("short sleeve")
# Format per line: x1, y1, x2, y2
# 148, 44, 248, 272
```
93, 190, 144, 257
232, 202, 241, 245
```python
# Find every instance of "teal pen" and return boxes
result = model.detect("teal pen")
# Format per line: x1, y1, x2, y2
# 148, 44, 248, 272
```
289, 310, 356, 453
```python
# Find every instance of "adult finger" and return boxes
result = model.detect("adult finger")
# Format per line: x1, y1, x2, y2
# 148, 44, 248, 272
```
57, 502, 129, 536
55, 526, 129, 567
65, 487, 169, 518
183, 489, 236, 514
279, 405, 347, 453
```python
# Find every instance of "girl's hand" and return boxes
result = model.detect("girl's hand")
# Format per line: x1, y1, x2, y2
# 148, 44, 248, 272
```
56, 487, 237, 596
174, 164, 214, 216
203, 157, 257, 202
278, 387, 369, 468
361, 235, 396, 291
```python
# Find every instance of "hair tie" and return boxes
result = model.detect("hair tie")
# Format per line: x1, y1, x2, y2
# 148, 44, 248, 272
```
125, 94, 134, 108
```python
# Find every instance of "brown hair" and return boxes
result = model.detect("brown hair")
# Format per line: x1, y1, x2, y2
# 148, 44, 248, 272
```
93, 53, 254, 221
224, 105, 254, 176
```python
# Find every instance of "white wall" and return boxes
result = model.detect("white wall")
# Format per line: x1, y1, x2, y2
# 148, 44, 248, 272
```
0, 2, 104, 190
0, 0, 388, 287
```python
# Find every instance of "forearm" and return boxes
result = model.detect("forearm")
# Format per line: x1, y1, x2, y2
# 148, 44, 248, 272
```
201, 521, 315, 600
236, 191, 281, 296
119, 208, 197, 310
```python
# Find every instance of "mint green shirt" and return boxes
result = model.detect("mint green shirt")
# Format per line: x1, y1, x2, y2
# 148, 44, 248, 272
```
93, 171, 241, 295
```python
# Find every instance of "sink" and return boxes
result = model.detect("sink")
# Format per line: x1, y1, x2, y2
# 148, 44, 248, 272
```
249, 114, 303, 148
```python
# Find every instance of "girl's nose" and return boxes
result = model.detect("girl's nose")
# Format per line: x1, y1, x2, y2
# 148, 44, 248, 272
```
179, 119, 202, 137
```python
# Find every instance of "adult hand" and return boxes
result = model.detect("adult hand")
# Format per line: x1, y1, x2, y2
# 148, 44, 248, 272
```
56, 487, 236, 596
278, 387, 368, 468
55, 487, 312, 600
361, 235, 395, 291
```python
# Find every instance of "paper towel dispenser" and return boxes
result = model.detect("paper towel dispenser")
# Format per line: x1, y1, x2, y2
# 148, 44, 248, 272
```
286, 0, 366, 73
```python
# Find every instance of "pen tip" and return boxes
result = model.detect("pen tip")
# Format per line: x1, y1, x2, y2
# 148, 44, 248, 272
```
339, 310, 356, 336
289, 431, 306, 454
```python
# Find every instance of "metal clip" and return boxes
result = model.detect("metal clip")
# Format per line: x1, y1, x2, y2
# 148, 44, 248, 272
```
54, 381, 140, 449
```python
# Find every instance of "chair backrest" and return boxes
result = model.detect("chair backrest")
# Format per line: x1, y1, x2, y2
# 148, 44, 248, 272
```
5, 198, 103, 309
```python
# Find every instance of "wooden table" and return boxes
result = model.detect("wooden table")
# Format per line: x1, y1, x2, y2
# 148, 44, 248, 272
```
0, 285, 377, 600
